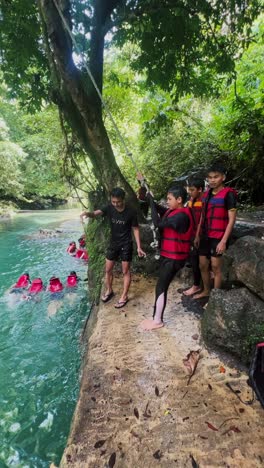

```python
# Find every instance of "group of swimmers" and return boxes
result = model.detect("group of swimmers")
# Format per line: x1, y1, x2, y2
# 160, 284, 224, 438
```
66, 234, 89, 261
9, 271, 80, 300
80, 162, 237, 329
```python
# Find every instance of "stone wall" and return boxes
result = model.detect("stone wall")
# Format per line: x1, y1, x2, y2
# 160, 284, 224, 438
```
202, 235, 264, 362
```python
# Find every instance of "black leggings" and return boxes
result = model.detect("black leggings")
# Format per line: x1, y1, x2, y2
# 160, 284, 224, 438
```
153, 256, 185, 322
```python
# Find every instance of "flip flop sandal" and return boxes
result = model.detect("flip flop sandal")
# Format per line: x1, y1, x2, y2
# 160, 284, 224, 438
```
114, 299, 129, 309
101, 291, 114, 303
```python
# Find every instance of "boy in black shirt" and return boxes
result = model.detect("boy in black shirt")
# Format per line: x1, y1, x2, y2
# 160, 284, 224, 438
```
80, 187, 146, 308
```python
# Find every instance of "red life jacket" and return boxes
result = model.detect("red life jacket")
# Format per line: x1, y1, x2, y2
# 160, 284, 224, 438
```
48, 278, 63, 293
66, 275, 78, 288
160, 208, 193, 260
15, 274, 30, 288
67, 243, 76, 254
202, 187, 237, 239
75, 249, 89, 260
188, 197, 203, 236
78, 237, 86, 248
29, 278, 44, 294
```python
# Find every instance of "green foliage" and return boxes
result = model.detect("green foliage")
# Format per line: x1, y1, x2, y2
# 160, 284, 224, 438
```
0, 0, 50, 110
242, 323, 264, 363
0, 140, 26, 197
114, 0, 261, 98
19, 106, 69, 198
0, 91, 70, 201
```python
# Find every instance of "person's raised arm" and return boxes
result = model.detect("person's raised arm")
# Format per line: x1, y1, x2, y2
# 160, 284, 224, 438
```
80, 209, 103, 221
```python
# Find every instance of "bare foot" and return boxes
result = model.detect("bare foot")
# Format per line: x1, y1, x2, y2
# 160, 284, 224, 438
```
193, 291, 210, 299
140, 318, 164, 331
183, 285, 201, 296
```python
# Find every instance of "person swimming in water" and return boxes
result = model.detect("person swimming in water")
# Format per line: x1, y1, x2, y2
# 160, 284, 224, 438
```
9, 273, 31, 293
47, 276, 64, 317
22, 277, 44, 301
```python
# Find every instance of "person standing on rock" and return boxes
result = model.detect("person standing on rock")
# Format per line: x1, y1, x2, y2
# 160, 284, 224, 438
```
194, 163, 237, 299
140, 184, 193, 330
80, 187, 146, 308
183, 176, 205, 296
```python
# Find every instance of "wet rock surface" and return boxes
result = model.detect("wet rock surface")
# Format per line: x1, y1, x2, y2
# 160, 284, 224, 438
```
223, 236, 264, 300
202, 288, 264, 360
60, 275, 264, 467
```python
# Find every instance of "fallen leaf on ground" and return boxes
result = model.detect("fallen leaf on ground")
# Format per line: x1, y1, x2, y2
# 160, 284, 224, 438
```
205, 421, 219, 431
190, 454, 199, 467
94, 439, 106, 449
108, 452, 116, 467
183, 350, 201, 385
219, 366, 226, 373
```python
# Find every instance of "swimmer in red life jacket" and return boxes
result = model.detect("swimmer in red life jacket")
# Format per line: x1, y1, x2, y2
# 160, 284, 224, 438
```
9, 273, 31, 293
47, 276, 64, 317
23, 277, 44, 301
66, 241, 77, 256
78, 234, 86, 248
47, 276, 64, 296
75, 248, 89, 260
65, 271, 79, 289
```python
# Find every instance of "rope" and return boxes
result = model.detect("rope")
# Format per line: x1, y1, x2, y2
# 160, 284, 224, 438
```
52, 0, 159, 256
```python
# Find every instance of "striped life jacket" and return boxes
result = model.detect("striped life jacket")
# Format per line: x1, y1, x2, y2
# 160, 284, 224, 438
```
160, 208, 193, 260
202, 187, 237, 239
188, 197, 203, 235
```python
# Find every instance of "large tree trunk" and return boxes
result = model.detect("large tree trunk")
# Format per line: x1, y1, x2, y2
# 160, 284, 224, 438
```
38, 0, 138, 205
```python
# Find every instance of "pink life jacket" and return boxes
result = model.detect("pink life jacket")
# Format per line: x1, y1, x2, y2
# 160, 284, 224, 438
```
48, 278, 63, 293
28, 278, 44, 294
66, 274, 78, 288
75, 249, 89, 260
14, 274, 30, 289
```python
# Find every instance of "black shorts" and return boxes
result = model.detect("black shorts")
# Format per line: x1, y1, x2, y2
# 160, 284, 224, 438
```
199, 237, 228, 258
106, 242, 133, 262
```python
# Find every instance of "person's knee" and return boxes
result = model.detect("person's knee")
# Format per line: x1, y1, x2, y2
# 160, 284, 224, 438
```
211, 262, 221, 275
122, 267, 131, 276
105, 265, 114, 275
199, 259, 209, 272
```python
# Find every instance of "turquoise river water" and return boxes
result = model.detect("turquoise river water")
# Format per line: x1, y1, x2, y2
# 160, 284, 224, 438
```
0, 210, 89, 467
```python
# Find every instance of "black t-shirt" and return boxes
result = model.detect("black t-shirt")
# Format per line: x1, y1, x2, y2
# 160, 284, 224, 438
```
101, 204, 138, 244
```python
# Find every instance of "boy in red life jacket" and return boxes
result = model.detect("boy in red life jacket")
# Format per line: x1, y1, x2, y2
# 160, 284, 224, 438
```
140, 185, 193, 331
194, 163, 237, 299
183, 177, 205, 296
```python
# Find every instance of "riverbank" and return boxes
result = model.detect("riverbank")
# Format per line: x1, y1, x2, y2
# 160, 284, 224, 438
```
60, 273, 264, 467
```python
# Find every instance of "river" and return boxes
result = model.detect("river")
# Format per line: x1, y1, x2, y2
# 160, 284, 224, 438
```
0, 210, 89, 467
